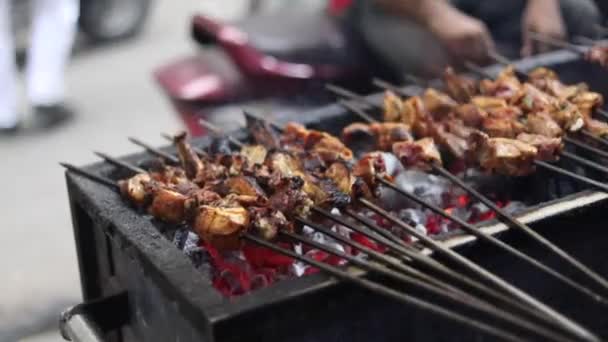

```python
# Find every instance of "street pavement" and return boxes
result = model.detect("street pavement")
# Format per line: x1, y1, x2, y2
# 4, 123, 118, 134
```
0, 2, 246, 340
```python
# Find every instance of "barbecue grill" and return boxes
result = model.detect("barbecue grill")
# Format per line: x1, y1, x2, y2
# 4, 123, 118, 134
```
61, 49, 608, 342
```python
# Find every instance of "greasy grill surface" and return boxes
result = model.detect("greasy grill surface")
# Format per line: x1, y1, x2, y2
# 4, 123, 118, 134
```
66, 50, 608, 342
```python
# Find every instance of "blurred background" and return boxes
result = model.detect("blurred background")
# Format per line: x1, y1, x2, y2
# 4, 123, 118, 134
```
1, 0, 607, 341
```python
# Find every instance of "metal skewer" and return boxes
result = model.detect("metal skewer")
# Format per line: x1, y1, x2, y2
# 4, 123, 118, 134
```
243, 233, 529, 342
358, 198, 599, 342
376, 177, 608, 305
128, 137, 179, 164
432, 164, 608, 292
527, 32, 586, 54
281, 228, 574, 342
93, 152, 146, 174
197, 120, 244, 148
561, 150, 608, 175
61, 161, 529, 342
161, 132, 208, 157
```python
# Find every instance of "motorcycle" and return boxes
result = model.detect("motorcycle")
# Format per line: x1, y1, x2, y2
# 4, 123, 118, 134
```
154, 2, 391, 136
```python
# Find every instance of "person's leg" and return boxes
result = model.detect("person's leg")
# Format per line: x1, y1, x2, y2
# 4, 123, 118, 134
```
0, 0, 19, 130
26, 0, 79, 107
352, 1, 449, 78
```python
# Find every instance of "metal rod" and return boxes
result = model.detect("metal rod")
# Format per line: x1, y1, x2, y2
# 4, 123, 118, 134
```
242, 233, 528, 342
486, 51, 529, 80
242, 110, 284, 132
281, 229, 573, 342
463, 61, 494, 79
127, 137, 179, 164
321, 207, 567, 325
160, 132, 207, 157
596, 108, 608, 121
358, 197, 600, 342
93, 152, 146, 174
372, 78, 419, 97
403, 73, 429, 87
377, 177, 608, 305
433, 163, 608, 296
60, 163, 120, 191
564, 136, 608, 159
561, 150, 608, 175
528, 32, 585, 54
326, 84, 375, 106
535, 160, 608, 192
197, 119, 244, 147
579, 130, 608, 149
338, 100, 377, 124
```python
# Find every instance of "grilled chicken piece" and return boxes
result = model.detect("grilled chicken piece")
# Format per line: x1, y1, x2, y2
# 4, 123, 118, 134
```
454, 104, 487, 127
571, 91, 604, 118
431, 122, 469, 160
514, 83, 556, 113
119, 173, 154, 207
325, 162, 356, 196
482, 114, 525, 138
225, 176, 266, 197
444, 119, 479, 140
342, 122, 413, 151
479, 66, 522, 100
585, 45, 608, 67
240, 145, 268, 166
249, 207, 291, 240
525, 111, 563, 137
422, 88, 458, 118
443, 66, 477, 103
174, 132, 205, 180
392, 137, 442, 170
470, 132, 537, 176
353, 152, 390, 190
516, 133, 563, 162
584, 117, 608, 137
383, 90, 405, 123
147, 188, 188, 224
470, 96, 508, 111
550, 102, 584, 132
282, 122, 353, 162
528, 67, 578, 100
194, 205, 250, 250
268, 176, 314, 217
484, 106, 525, 138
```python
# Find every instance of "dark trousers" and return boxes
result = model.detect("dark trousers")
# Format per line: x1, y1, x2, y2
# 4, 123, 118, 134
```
350, 0, 601, 77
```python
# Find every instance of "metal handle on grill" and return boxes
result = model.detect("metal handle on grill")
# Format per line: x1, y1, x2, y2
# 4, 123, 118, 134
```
60, 292, 128, 342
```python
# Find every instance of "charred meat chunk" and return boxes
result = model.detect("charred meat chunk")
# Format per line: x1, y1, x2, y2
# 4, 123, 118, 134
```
516, 133, 563, 162
470, 132, 537, 176
392, 138, 442, 171
443, 66, 477, 103
193, 205, 250, 251
174, 132, 205, 180
479, 66, 522, 100
525, 111, 563, 138
342, 122, 413, 151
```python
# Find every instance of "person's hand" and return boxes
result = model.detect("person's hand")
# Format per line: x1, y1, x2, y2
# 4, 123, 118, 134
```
428, 7, 495, 64
521, 0, 566, 56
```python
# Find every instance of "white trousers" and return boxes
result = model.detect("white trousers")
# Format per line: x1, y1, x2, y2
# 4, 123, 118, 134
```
0, 0, 79, 128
